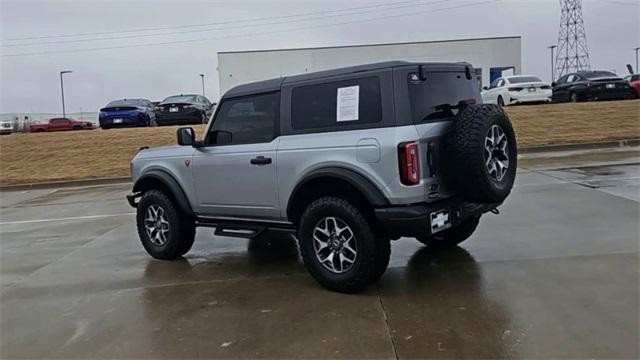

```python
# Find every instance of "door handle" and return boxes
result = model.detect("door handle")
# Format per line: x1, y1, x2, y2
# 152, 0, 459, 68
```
250, 156, 272, 165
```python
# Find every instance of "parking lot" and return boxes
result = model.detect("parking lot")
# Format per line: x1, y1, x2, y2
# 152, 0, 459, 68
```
1, 155, 638, 359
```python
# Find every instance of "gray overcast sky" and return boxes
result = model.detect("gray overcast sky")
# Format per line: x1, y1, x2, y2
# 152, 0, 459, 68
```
1, 0, 638, 114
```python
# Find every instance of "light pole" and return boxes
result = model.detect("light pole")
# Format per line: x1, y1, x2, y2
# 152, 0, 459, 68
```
199, 74, 205, 97
60, 70, 72, 119
547, 45, 557, 82
634, 47, 640, 74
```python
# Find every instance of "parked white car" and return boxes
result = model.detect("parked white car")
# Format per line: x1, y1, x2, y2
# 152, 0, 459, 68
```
0, 120, 13, 135
482, 75, 552, 106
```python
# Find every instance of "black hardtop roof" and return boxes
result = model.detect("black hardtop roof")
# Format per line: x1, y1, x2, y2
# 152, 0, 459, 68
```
223, 61, 472, 98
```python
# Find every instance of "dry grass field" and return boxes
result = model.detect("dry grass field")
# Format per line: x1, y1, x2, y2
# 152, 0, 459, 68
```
1, 100, 638, 186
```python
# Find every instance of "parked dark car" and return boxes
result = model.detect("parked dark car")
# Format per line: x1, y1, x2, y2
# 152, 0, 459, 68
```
551, 71, 636, 102
154, 94, 215, 125
624, 74, 640, 98
99, 99, 157, 129
30, 118, 95, 132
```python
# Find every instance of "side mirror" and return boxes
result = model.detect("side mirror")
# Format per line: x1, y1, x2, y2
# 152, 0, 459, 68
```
211, 130, 232, 145
482, 86, 489, 91
551, 82, 556, 87
177, 127, 195, 146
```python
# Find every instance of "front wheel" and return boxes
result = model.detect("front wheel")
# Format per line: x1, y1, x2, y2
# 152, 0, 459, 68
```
497, 96, 505, 107
416, 216, 480, 249
136, 190, 195, 260
298, 197, 389, 293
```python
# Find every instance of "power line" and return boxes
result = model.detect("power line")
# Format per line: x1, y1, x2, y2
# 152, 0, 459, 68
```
592, 0, 639, 6
2, 0, 455, 48
2, 0, 499, 58
0, 0, 430, 42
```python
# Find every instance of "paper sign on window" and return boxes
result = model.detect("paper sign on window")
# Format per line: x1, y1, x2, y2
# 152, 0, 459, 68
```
336, 85, 359, 122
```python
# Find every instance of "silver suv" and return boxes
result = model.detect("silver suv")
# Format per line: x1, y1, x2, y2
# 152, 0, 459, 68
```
127, 61, 517, 293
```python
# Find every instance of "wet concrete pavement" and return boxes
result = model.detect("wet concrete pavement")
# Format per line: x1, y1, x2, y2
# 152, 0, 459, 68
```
1, 160, 638, 358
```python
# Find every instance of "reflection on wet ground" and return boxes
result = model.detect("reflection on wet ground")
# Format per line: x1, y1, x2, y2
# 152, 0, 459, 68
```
1, 162, 638, 358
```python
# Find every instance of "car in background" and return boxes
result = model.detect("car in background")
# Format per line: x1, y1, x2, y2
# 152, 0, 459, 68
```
154, 94, 215, 126
99, 99, 157, 129
551, 71, 636, 102
30, 118, 95, 132
0, 120, 13, 135
482, 75, 552, 106
624, 74, 640, 98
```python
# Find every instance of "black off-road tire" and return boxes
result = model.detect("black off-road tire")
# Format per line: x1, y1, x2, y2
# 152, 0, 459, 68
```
136, 190, 196, 260
416, 216, 480, 249
298, 197, 389, 293
445, 104, 517, 204
372, 236, 391, 281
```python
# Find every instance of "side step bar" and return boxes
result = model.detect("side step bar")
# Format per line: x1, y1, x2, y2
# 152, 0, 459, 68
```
196, 216, 296, 239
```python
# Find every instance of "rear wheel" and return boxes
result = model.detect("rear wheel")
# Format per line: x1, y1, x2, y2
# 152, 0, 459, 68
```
298, 197, 389, 293
136, 190, 195, 260
570, 92, 578, 103
72, 125, 82, 130
416, 216, 480, 249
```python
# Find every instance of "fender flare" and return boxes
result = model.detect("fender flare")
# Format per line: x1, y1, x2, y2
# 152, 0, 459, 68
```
133, 170, 194, 216
286, 167, 389, 218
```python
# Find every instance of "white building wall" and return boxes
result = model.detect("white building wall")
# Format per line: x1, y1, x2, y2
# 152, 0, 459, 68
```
218, 36, 521, 95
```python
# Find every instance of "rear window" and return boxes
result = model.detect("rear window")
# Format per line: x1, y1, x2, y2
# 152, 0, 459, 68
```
106, 99, 142, 107
163, 95, 197, 103
508, 76, 542, 84
409, 71, 479, 123
291, 77, 382, 130
583, 71, 618, 79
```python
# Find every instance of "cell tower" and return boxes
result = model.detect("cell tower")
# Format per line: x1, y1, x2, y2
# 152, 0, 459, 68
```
554, 0, 591, 80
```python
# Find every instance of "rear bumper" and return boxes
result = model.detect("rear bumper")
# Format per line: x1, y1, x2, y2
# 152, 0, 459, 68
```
583, 88, 636, 101
374, 198, 498, 238
100, 114, 146, 128
155, 110, 203, 125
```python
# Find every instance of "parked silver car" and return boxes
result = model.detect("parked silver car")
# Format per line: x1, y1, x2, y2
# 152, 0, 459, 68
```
127, 61, 518, 292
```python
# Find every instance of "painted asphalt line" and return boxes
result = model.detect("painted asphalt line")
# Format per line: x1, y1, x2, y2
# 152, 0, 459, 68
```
0, 212, 135, 225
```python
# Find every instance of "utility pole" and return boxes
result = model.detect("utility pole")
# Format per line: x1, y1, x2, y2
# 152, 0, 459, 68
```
199, 74, 205, 97
554, 0, 591, 79
548, 45, 557, 81
60, 70, 72, 119
634, 47, 639, 74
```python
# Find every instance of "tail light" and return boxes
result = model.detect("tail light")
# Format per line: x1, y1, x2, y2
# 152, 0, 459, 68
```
154, 106, 163, 111
508, 87, 523, 92
398, 142, 420, 186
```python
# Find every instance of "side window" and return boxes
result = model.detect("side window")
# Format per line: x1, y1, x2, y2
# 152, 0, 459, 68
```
208, 92, 279, 145
567, 75, 576, 83
497, 79, 505, 87
291, 76, 382, 130
489, 78, 500, 89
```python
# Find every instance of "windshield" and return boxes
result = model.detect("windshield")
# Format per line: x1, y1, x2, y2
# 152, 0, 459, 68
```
106, 99, 144, 107
409, 71, 479, 123
583, 71, 618, 79
508, 76, 542, 84
163, 95, 197, 103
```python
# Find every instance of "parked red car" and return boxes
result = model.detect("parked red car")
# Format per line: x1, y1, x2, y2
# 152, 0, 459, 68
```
624, 74, 640, 98
30, 118, 95, 132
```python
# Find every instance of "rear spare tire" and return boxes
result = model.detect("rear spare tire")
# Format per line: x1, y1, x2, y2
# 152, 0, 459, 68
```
445, 104, 517, 204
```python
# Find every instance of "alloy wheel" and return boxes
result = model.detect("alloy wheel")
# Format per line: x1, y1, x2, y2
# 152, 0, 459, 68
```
484, 124, 510, 182
312, 216, 357, 274
144, 204, 170, 246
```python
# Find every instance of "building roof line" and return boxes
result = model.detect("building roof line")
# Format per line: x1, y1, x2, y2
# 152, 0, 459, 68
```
217, 35, 522, 55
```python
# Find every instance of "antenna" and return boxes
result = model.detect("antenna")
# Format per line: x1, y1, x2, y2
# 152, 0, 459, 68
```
554, 0, 591, 80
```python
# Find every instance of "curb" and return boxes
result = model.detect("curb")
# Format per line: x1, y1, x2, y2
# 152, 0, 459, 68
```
518, 139, 639, 154
0, 177, 131, 192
